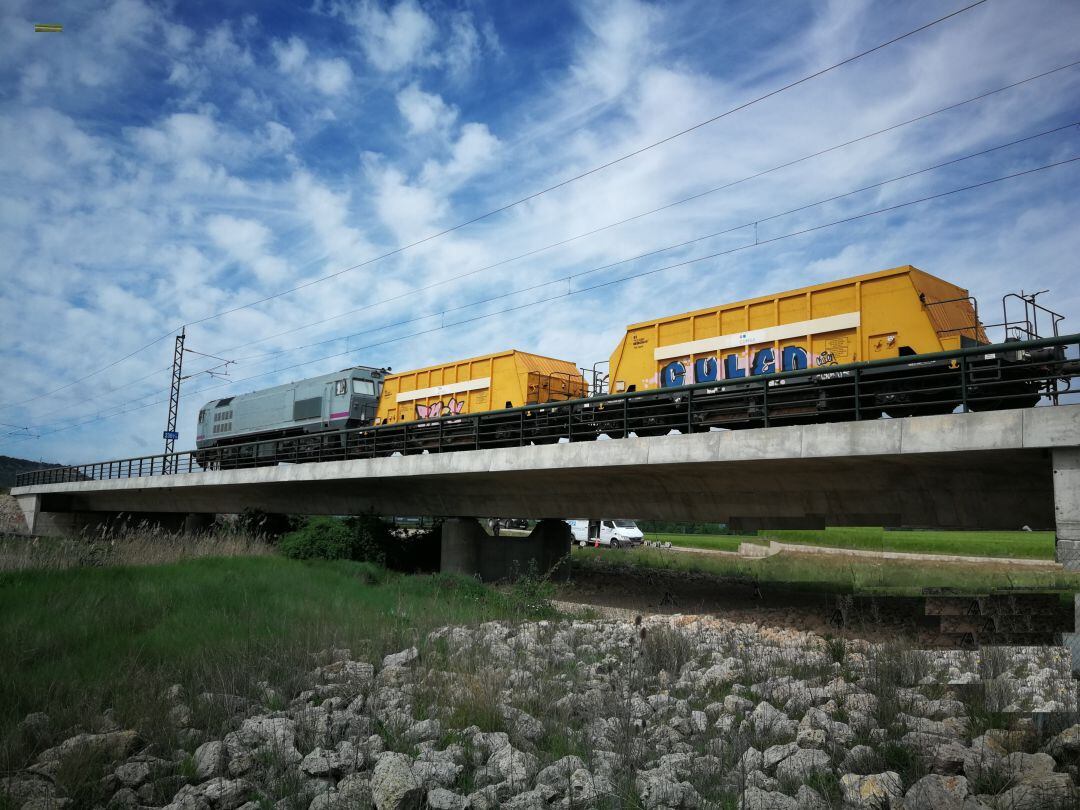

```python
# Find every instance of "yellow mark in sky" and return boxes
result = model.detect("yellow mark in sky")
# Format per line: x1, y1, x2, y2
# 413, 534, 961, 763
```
35, 23, 63, 33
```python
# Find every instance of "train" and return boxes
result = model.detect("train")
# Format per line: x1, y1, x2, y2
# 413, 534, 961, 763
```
195, 265, 1076, 466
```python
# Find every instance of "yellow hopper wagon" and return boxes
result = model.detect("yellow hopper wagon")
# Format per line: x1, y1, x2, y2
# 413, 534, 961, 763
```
600, 265, 1055, 435
374, 349, 587, 449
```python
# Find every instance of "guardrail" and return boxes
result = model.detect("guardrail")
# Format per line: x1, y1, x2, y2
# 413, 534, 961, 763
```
16, 334, 1080, 488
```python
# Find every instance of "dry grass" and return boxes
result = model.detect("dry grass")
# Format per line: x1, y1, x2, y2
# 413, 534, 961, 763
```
0, 521, 273, 572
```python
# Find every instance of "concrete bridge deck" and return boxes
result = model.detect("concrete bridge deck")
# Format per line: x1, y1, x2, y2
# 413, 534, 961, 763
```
13, 405, 1080, 556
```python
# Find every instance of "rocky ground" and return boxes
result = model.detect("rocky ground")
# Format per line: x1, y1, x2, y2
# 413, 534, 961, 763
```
4, 615, 1080, 810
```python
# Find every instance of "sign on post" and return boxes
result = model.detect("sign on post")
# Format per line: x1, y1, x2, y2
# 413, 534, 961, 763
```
163, 430, 179, 440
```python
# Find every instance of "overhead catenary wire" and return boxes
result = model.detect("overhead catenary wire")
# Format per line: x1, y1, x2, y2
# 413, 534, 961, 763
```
0, 0, 990, 413
7, 152, 1076, 451
13, 123, 1078, 434
211, 57, 1080, 359
20, 56, 1080, 428
221, 118, 1080, 367
12, 117, 1072, 432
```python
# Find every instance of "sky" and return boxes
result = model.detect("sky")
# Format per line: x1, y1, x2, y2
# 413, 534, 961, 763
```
1, 0, 1079, 465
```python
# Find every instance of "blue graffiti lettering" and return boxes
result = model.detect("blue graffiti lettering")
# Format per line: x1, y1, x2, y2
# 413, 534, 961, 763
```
781, 346, 808, 371
723, 354, 746, 379
752, 348, 775, 376
660, 361, 685, 388
694, 357, 718, 382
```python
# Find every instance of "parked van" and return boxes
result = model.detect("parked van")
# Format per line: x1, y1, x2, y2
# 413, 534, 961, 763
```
567, 519, 644, 548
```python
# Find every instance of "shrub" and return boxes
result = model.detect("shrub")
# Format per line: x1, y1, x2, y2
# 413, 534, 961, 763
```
278, 517, 355, 560
277, 515, 442, 572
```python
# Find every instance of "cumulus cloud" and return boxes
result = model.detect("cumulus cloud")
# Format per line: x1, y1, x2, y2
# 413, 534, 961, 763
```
396, 83, 457, 134
272, 35, 354, 96
351, 0, 437, 72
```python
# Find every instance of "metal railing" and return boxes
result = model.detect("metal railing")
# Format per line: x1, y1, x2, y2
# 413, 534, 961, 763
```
16, 334, 1080, 488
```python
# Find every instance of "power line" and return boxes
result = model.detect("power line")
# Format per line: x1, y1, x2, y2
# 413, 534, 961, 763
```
210, 59, 1080, 360
12, 121, 1075, 433
216, 120, 1080, 368
0, 0, 989, 413
19, 55, 1079, 428
8, 152, 1075, 451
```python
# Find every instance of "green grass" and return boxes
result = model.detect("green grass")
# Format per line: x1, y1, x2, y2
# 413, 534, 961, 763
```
762, 526, 1055, 560
0, 556, 553, 771
644, 527, 1055, 560
572, 545, 1080, 596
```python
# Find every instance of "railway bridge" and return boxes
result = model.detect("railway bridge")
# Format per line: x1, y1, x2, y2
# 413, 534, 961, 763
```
12, 404, 1080, 560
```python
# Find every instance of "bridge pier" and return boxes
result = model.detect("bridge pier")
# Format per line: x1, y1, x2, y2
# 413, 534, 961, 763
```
1054, 448, 1080, 570
1052, 448, 1080, 674
440, 518, 571, 582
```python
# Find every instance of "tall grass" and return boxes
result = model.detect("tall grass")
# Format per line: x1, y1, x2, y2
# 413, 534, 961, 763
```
0, 556, 553, 773
0, 522, 272, 571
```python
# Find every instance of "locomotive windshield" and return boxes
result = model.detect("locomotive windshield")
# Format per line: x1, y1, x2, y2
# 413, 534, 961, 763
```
353, 379, 376, 395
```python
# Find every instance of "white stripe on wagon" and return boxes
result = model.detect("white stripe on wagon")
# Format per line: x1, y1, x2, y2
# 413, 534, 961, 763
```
653, 312, 861, 361
395, 376, 492, 403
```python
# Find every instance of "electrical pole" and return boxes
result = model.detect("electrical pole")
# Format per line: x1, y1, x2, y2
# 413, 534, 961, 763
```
163, 328, 185, 469
162, 327, 234, 473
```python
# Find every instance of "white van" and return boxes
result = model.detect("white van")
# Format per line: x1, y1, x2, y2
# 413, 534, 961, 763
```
567, 519, 644, 548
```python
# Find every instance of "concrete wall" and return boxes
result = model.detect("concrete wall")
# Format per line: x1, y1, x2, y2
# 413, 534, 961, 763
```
440, 518, 571, 582
13, 406, 1080, 533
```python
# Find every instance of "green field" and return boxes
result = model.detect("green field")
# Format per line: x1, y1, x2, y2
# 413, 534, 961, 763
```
647, 527, 1056, 560
0, 556, 552, 773
573, 545, 1080, 596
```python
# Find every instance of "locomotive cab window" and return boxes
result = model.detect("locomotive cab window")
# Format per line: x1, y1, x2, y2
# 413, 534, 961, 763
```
335, 379, 347, 396
353, 379, 375, 396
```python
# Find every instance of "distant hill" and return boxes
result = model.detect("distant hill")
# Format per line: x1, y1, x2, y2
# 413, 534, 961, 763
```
0, 455, 63, 488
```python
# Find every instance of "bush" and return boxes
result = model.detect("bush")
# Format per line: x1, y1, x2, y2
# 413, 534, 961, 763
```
278, 517, 356, 560
277, 515, 442, 572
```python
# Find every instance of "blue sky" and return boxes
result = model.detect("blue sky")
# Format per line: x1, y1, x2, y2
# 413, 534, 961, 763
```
1, 0, 1079, 464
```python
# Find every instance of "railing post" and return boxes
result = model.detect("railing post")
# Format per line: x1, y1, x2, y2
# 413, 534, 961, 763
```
959, 355, 969, 413
762, 379, 769, 428
854, 369, 861, 421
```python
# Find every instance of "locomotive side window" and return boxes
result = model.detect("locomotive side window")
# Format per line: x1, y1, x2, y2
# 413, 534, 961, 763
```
353, 379, 375, 396
335, 379, 347, 396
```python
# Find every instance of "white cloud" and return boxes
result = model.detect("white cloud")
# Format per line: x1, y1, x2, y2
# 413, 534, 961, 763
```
272, 36, 309, 74
272, 35, 353, 96
129, 113, 221, 162
421, 122, 500, 188
571, 0, 661, 99
312, 58, 353, 96
396, 83, 457, 134
350, 0, 437, 72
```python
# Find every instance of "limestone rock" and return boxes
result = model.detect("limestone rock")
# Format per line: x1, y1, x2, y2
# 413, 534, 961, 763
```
775, 748, 830, 784
35, 730, 139, 766
487, 744, 539, 786
426, 787, 467, 810
741, 786, 797, 810
371, 752, 423, 810
381, 647, 419, 669
904, 774, 968, 810
839, 772, 903, 808
193, 741, 225, 781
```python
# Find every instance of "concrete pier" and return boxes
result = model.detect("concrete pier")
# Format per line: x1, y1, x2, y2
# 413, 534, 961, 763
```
1054, 448, 1080, 569
439, 517, 572, 582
